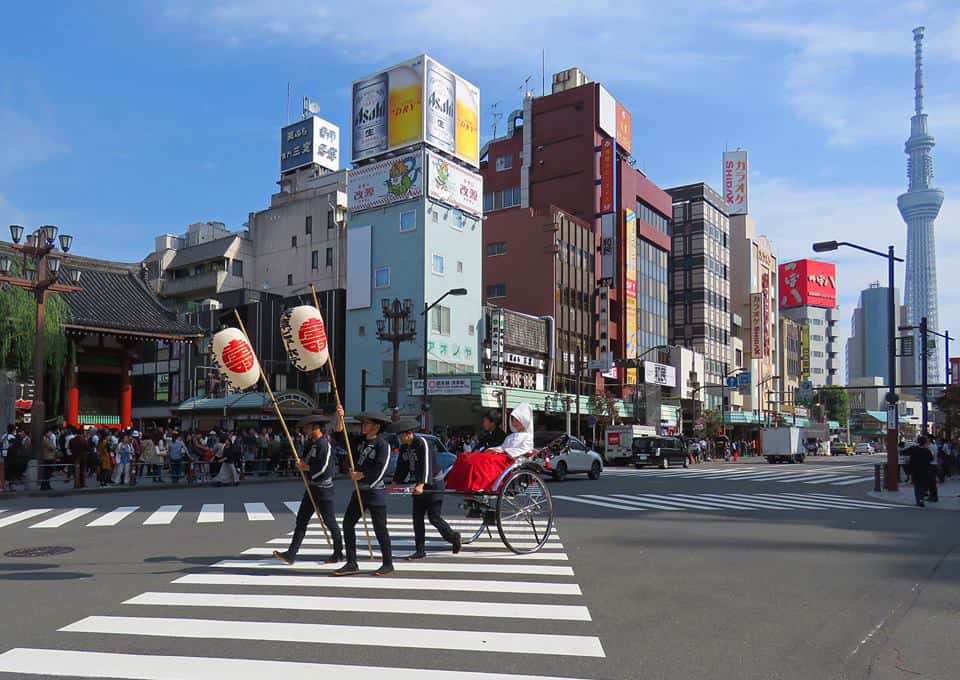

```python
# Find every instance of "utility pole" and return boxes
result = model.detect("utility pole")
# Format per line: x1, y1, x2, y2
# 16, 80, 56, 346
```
921, 316, 929, 435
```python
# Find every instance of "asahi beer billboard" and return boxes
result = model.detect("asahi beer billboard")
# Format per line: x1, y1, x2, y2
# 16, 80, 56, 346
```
352, 54, 480, 167
348, 151, 424, 213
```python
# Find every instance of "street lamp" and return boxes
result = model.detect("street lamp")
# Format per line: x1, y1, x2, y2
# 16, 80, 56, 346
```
813, 239, 903, 490
420, 288, 468, 429
377, 297, 417, 413
1, 224, 83, 464
756, 375, 781, 428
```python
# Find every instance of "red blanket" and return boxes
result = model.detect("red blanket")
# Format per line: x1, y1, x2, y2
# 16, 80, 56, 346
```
445, 451, 514, 492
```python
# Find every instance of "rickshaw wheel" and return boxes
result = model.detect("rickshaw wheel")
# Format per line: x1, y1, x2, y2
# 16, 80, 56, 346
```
496, 469, 554, 554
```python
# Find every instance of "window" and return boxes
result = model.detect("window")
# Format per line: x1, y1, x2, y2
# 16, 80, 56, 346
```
400, 210, 416, 232
327, 210, 336, 229
484, 192, 493, 212
358, 325, 366, 337
487, 241, 507, 257
286, 274, 293, 286
305, 215, 313, 234
456, 260, 463, 273
374, 266, 390, 288
486, 283, 507, 299
232, 259, 243, 277
325, 247, 333, 267
432, 254, 445, 275
311, 250, 319, 269
431, 305, 451, 335
496, 155, 513, 171
291, 235, 298, 248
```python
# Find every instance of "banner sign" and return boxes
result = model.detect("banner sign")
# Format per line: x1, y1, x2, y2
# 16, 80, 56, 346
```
616, 102, 633, 155
644, 361, 676, 388
427, 150, 482, 216
625, 209, 638, 386
762, 272, 771, 357
750, 292, 763, 358
410, 377, 472, 396
599, 213, 616, 287
800, 324, 811, 378
599, 138, 615, 214
352, 54, 479, 167
281, 116, 340, 173
723, 150, 748, 215
348, 151, 423, 213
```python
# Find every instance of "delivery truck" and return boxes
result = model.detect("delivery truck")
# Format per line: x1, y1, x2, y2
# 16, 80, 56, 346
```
604, 425, 657, 465
760, 426, 806, 464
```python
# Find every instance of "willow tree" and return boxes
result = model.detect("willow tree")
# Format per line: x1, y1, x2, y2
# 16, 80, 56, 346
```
0, 275, 69, 413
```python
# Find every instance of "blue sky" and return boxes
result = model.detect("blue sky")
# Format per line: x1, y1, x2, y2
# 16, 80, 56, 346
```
2, 0, 959, 367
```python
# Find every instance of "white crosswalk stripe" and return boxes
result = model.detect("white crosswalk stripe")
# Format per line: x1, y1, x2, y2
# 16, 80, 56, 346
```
243, 502, 274, 521
554, 492, 897, 512
142, 504, 182, 525
0, 521, 611, 679
601, 465, 875, 486
87, 506, 139, 527
197, 503, 224, 523
242, 547, 569, 561
29, 507, 96, 528
0, 508, 52, 528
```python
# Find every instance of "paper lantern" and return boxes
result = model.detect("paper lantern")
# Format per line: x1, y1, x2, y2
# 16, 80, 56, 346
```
212, 327, 260, 390
281, 305, 330, 372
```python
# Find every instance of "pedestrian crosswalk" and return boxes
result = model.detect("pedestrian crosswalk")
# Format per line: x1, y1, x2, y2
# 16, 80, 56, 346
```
602, 464, 875, 486
553, 492, 897, 512
0, 517, 608, 679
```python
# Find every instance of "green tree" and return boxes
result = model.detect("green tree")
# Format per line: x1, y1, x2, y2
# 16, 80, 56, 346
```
815, 385, 849, 426
701, 409, 723, 438
588, 390, 620, 426
0, 272, 69, 412
936, 385, 960, 440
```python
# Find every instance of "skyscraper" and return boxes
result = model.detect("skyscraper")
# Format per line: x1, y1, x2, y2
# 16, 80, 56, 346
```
898, 26, 944, 387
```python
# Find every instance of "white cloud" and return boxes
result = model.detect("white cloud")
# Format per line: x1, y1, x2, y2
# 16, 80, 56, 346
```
749, 176, 960, 377
0, 107, 69, 176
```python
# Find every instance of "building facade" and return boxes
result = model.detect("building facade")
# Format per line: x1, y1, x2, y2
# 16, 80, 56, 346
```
778, 259, 839, 387
666, 183, 731, 411
778, 316, 802, 417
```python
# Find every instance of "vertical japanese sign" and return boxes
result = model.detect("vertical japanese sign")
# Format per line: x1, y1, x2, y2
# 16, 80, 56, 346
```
616, 102, 632, 155
599, 138, 614, 214
750, 293, 763, 358
625, 209, 638, 386
723, 150, 748, 215
800, 324, 811, 378
761, 272, 771, 357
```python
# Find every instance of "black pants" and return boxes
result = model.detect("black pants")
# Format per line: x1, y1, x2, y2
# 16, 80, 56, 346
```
287, 488, 342, 558
927, 470, 939, 501
913, 472, 927, 505
343, 493, 391, 565
412, 493, 458, 551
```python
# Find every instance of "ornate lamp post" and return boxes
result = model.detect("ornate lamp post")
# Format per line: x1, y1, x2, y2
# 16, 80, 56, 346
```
1, 225, 82, 460
376, 298, 416, 413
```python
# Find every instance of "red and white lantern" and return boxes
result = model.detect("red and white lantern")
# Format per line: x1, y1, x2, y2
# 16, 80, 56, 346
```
212, 327, 260, 390
281, 305, 329, 372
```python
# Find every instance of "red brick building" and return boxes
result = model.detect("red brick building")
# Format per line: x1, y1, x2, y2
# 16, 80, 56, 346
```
481, 69, 671, 396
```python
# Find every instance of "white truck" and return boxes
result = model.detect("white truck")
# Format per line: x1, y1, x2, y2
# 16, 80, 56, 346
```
603, 425, 657, 465
760, 426, 806, 464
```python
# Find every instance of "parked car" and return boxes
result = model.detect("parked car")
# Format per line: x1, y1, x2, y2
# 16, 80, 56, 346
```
633, 436, 689, 469
384, 434, 457, 480
533, 431, 604, 481
853, 442, 876, 455
830, 441, 853, 456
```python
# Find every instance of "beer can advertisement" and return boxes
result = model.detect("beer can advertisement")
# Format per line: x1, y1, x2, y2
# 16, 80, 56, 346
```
351, 54, 479, 168
212, 328, 260, 391
281, 305, 329, 372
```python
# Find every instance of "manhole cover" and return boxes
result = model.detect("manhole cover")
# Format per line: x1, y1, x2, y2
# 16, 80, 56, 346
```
4, 546, 75, 558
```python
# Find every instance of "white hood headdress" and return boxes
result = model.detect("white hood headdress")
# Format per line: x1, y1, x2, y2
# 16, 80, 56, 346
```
499, 402, 534, 459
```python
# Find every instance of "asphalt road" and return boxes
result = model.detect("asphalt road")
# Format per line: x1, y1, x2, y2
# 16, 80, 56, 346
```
0, 454, 956, 680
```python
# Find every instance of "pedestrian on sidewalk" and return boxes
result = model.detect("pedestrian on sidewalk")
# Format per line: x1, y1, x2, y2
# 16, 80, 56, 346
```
97, 435, 113, 486
39, 428, 57, 490
168, 433, 186, 483
112, 434, 134, 485
273, 415, 342, 566
0, 424, 14, 491
388, 418, 461, 560
905, 435, 935, 507
68, 429, 90, 488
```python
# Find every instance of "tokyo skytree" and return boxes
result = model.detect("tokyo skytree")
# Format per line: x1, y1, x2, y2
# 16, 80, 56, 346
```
897, 26, 944, 387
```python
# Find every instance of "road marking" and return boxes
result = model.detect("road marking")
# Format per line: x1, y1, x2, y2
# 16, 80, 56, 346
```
721, 493, 832, 510
0, 509, 52, 528
301, 529, 560, 541
828, 476, 875, 486
0, 648, 598, 679
243, 503, 274, 521
579, 493, 678, 510
241, 547, 569, 561
86, 506, 139, 527
787, 493, 895, 508
124, 591, 591, 621
268, 537, 566, 550
284, 500, 300, 514
614, 493, 753, 511
61, 615, 606, 658
143, 505, 182, 525
197, 504, 224, 523
211, 558, 575, 577
172, 572, 584, 595
552, 495, 642, 511
752, 493, 892, 509
690, 494, 791, 510
29, 508, 96, 528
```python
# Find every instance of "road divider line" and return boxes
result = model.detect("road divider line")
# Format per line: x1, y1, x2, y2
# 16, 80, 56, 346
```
60, 615, 606, 658
123, 591, 591, 621
87, 506, 139, 527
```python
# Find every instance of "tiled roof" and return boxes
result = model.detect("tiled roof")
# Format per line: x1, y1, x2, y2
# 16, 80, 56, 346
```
166, 236, 237, 270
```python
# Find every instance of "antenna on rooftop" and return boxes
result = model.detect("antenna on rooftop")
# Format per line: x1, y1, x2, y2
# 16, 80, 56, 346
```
490, 101, 503, 139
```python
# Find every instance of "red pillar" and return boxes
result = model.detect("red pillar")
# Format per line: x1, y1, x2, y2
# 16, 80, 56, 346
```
120, 348, 132, 429
65, 341, 79, 428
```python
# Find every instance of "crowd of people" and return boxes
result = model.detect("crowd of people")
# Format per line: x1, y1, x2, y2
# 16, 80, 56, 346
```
0, 423, 328, 491
900, 434, 959, 506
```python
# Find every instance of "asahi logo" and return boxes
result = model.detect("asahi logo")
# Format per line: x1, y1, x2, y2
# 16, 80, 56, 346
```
428, 91, 454, 117
355, 98, 385, 126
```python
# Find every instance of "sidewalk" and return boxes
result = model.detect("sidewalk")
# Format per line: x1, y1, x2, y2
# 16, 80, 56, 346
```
868, 479, 960, 510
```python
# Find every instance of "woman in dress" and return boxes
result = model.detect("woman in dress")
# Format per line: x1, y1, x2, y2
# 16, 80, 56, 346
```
445, 403, 535, 493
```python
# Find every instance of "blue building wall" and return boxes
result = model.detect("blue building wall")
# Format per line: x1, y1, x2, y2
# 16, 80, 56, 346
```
860, 286, 892, 380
